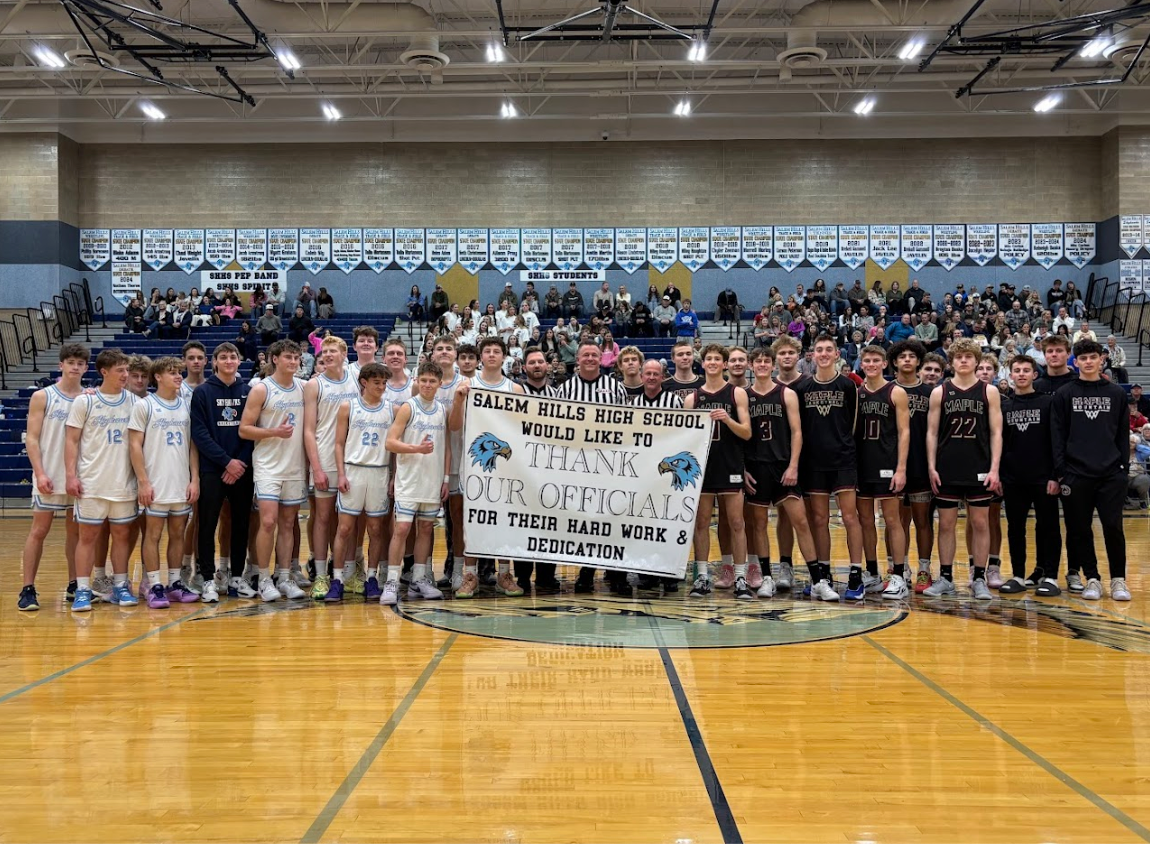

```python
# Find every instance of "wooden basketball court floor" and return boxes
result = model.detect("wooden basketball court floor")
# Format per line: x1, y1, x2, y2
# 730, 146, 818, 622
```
2, 513, 1150, 844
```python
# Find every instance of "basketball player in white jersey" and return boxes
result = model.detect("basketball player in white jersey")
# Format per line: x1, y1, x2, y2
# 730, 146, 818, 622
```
65, 349, 140, 612
381, 361, 450, 606
177, 341, 212, 591
431, 336, 464, 589
347, 325, 380, 382
17, 343, 88, 612
329, 363, 394, 603
304, 335, 363, 599
383, 337, 419, 579
128, 357, 202, 606
449, 336, 526, 598
240, 339, 308, 603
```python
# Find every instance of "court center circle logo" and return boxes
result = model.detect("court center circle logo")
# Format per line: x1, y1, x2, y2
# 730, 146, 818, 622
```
395, 595, 907, 649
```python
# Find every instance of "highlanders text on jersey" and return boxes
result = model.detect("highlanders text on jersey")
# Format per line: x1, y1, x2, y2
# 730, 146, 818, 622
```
315, 372, 362, 472
129, 394, 192, 504
67, 391, 138, 501
254, 378, 306, 481
32, 385, 75, 496
393, 397, 448, 504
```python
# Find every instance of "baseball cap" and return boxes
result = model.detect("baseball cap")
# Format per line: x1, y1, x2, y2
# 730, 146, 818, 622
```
265, 304, 273, 309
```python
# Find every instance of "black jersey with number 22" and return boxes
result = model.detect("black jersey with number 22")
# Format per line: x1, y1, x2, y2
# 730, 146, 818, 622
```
936, 380, 992, 486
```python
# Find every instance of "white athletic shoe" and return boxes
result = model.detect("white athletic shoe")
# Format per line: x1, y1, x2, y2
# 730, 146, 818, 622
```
450, 567, 464, 592
970, 578, 994, 601
230, 577, 258, 599
882, 574, 909, 600
922, 578, 956, 598
862, 571, 884, 593
277, 577, 306, 600
809, 579, 840, 602
258, 577, 280, 603
186, 573, 205, 596
407, 578, 444, 600
290, 569, 312, 589
380, 580, 399, 606
200, 582, 220, 603
180, 563, 195, 588
1111, 578, 1132, 601
776, 562, 795, 591
1082, 578, 1103, 600
756, 575, 776, 599
212, 570, 229, 593
91, 574, 115, 603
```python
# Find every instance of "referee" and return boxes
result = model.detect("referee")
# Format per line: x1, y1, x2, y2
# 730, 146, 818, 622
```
555, 340, 629, 594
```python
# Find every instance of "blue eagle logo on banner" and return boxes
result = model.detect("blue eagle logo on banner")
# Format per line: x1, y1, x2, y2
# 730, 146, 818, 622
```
658, 452, 701, 491
469, 433, 512, 472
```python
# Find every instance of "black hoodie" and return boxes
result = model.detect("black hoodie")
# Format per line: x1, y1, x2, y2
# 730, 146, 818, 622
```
190, 373, 254, 475
1050, 377, 1129, 480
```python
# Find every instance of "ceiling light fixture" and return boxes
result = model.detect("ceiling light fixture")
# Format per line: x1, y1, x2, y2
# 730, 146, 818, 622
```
322, 103, 341, 120
673, 99, 691, 117
501, 101, 518, 118
139, 102, 166, 120
1080, 35, 1112, 58
276, 49, 301, 71
1034, 94, 1061, 112
688, 40, 706, 62
898, 38, 925, 60
853, 97, 875, 115
486, 43, 503, 63
33, 45, 66, 69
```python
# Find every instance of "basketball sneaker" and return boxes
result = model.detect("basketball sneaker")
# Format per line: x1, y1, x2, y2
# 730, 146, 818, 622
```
882, 574, 909, 600
809, 580, 839, 602
862, 572, 884, 593
746, 562, 763, 589
1066, 572, 1085, 593
71, 587, 93, 612
166, 581, 200, 603
229, 577, 258, 599
1081, 578, 1103, 600
90, 573, 114, 603
181, 563, 195, 589
278, 577, 306, 600
311, 575, 331, 601
345, 573, 365, 596
111, 582, 138, 607
914, 569, 933, 594
985, 565, 1004, 589
380, 580, 399, 606
186, 573, 205, 596
922, 577, 956, 597
757, 575, 776, 599
714, 563, 736, 589
408, 578, 444, 600
1035, 578, 1062, 597
324, 579, 345, 603
362, 576, 382, 600
1111, 579, 1132, 601
844, 580, 866, 601
495, 572, 524, 597
776, 562, 794, 591
733, 576, 754, 601
258, 578, 280, 603
200, 582, 220, 604
213, 569, 229, 594
290, 568, 312, 589
18, 585, 40, 612
688, 575, 712, 597
455, 571, 479, 599
970, 579, 993, 601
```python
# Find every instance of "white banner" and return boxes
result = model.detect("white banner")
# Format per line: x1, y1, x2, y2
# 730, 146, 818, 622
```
1145, 261, 1150, 294
520, 269, 605, 283
583, 228, 614, 271
552, 228, 584, 270
300, 228, 331, 275
1121, 215, 1143, 259
741, 226, 772, 271
395, 228, 425, 275
205, 228, 235, 271
110, 262, 141, 307
869, 225, 899, 270
236, 229, 267, 272
111, 229, 141, 264
806, 225, 837, 272
615, 228, 647, 274
678, 227, 709, 272
80, 229, 110, 271
268, 228, 299, 272
838, 225, 868, 270
900, 224, 932, 272
201, 269, 287, 291
1031, 223, 1063, 270
461, 389, 710, 576
932, 224, 965, 271
998, 223, 1031, 270
774, 226, 805, 272
426, 228, 457, 274
457, 228, 488, 274
647, 227, 678, 272
331, 228, 363, 274
1064, 222, 1096, 269
710, 227, 740, 271
966, 224, 997, 267
363, 228, 394, 273
522, 228, 552, 271
174, 229, 204, 275
490, 228, 520, 275
1121, 259, 1143, 292
142, 229, 173, 271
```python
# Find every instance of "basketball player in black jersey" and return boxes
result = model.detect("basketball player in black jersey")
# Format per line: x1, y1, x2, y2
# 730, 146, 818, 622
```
926, 338, 1002, 600
854, 345, 910, 600
792, 334, 864, 601
973, 356, 1006, 588
714, 345, 754, 590
663, 339, 705, 404
743, 347, 818, 600
769, 335, 807, 591
888, 340, 936, 593
683, 344, 751, 598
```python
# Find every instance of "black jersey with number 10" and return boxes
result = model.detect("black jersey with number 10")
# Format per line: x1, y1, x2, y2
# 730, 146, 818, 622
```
936, 380, 992, 485
857, 381, 899, 483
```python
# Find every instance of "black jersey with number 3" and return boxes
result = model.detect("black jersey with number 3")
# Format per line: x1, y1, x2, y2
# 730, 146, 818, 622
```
745, 383, 791, 466
695, 382, 745, 491
936, 380, 992, 485
857, 381, 899, 483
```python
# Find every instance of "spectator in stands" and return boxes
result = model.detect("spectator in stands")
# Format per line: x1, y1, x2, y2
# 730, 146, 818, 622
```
645, 284, 661, 310
557, 331, 578, 373
631, 300, 652, 338
268, 282, 286, 316
294, 282, 316, 317
234, 320, 259, 362
652, 295, 675, 337
1047, 278, 1066, 310
886, 313, 915, 344
884, 280, 904, 314
543, 285, 561, 318
406, 285, 426, 323
662, 283, 682, 307
613, 298, 632, 337
522, 290, 540, 316
526, 326, 542, 349
164, 287, 178, 303
142, 301, 175, 339
1005, 300, 1028, 333
288, 306, 314, 344
674, 299, 699, 339
216, 294, 243, 323
842, 330, 864, 372
1128, 434, 1150, 509
1132, 384, 1150, 416
249, 285, 267, 320
1131, 400, 1149, 432
429, 283, 450, 323
1052, 306, 1075, 334
539, 328, 557, 357
299, 349, 315, 379
1065, 281, 1084, 317
593, 282, 614, 315
844, 280, 864, 312
1073, 321, 1098, 345
854, 304, 875, 336
316, 287, 335, 319
827, 282, 849, 318
562, 283, 584, 319
867, 280, 885, 309
124, 297, 147, 333
716, 288, 739, 325
615, 284, 631, 307
764, 286, 781, 308
498, 282, 519, 309
256, 304, 282, 345
599, 332, 621, 372
308, 327, 331, 357
915, 312, 938, 348
808, 279, 828, 311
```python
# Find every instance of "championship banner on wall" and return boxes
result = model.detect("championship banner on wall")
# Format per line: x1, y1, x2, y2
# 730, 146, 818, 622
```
806, 225, 837, 272
869, 225, 899, 270
174, 229, 204, 275
80, 229, 110, 271
1121, 216, 1143, 259
584, 228, 614, 271
553, 228, 583, 270
111, 262, 141, 306
933, 224, 964, 271
205, 228, 236, 271
1064, 223, 1096, 268
111, 229, 141, 264
710, 227, 740, 270
838, 225, 867, 270
142, 229, 173, 270
461, 390, 711, 577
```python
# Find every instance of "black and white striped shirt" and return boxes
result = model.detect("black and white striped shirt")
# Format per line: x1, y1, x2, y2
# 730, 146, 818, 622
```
521, 381, 558, 398
555, 372, 629, 405
630, 388, 683, 408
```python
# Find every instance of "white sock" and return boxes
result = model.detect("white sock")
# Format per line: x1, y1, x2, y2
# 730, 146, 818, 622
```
104, 560, 113, 577
498, 561, 510, 575
919, 558, 932, 570
386, 565, 401, 583
747, 554, 759, 566
342, 562, 354, 583
696, 561, 708, 580
277, 567, 291, 581
367, 566, 379, 580
735, 564, 747, 578
147, 570, 161, 587
113, 573, 128, 585
316, 558, 328, 576
261, 567, 272, 581
168, 567, 181, 585
412, 563, 427, 582
464, 563, 478, 575
218, 556, 230, 573
721, 554, 733, 566
77, 576, 91, 589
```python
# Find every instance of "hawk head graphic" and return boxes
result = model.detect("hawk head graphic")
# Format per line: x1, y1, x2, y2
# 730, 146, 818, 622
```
658, 451, 702, 491
468, 433, 512, 472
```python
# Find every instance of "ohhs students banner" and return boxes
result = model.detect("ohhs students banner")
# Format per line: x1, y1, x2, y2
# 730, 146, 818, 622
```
461, 389, 712, 577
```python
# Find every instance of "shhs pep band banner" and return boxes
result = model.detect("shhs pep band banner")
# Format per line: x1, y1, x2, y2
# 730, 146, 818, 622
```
461, 390, 712, 577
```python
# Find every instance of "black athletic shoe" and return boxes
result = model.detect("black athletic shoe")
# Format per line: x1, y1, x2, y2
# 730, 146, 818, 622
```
733, 576, 754, 601
65, 580, 77, 602
307, 558, 317, 583
535, 579, 562, 594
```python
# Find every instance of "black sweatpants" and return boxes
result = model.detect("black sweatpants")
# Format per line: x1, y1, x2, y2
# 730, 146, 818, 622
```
197, 470, 254, 580
1003, 482, 1062, 579
1061, 471, 1127, 580
514, 560, 557, 585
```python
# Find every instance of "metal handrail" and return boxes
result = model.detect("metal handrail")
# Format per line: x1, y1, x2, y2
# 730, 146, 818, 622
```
1084, 272, 1100, 319
11, 312, 38, 372
81, 278, 107, 328
54, 295, 76, 338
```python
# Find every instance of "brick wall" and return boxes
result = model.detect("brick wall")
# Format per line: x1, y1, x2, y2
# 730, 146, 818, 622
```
0, 134, 67, 222
75, 137, 1103, 228
1116, 127, 1150, 215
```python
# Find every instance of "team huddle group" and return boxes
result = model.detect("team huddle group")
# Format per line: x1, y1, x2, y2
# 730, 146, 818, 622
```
15, 319, 1133, 614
